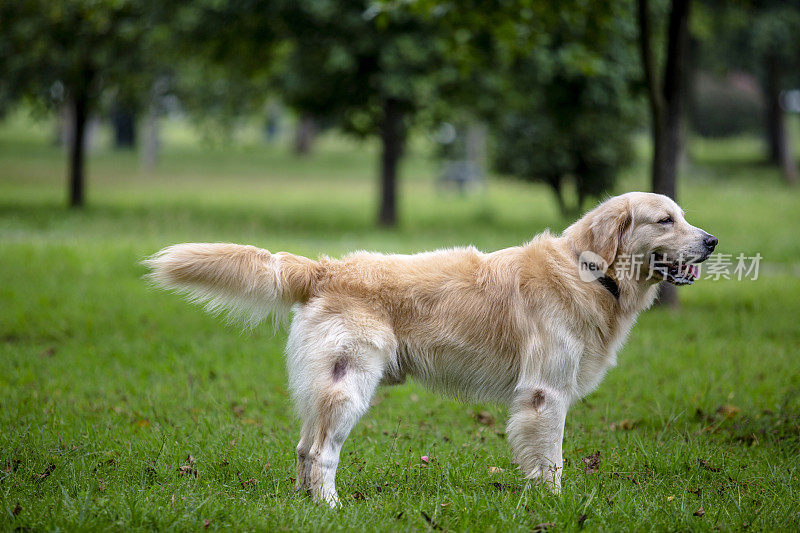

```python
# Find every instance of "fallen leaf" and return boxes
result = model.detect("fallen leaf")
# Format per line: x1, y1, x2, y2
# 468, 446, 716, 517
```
38, 347, 56, 358
489, 466, 504, 474
610, 419, 636, 431
12, 503, 21, 517
667, 495, 674, 501
694, 506, 705, 517
135, 419, 150, 428
236, 471, 258, 488
716, 404, 741, 419
533, 522, 555, 532
476, 411, 495, 426
699, 459, 721, 472
32, 462, 56, 481
203, 518, 211, 528
583, 451, 601, 474
177, 465, 197, 477
263, 462, 271, 472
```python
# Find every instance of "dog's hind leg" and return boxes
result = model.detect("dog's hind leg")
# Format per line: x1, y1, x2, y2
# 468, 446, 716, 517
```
286, 305, 394, 507
300, 345, 385, 506
294, 420, 313, 492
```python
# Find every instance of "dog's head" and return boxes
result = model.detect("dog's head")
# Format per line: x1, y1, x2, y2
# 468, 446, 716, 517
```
565, 192, 717, 286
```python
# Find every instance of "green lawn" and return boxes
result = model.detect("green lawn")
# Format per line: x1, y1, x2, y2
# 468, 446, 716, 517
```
1, 114, 799, 531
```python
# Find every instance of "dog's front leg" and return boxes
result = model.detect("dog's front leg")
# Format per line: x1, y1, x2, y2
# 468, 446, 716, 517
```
506, 384, 569, 492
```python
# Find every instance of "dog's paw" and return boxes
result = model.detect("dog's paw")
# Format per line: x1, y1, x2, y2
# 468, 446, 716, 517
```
525, 462, 562, 494
319, 490, 340, 508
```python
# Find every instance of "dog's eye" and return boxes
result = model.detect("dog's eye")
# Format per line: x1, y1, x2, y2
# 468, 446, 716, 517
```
658, 216, 673, 224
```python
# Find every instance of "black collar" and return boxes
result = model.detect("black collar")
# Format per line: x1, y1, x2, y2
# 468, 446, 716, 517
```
597, 275, 620, 299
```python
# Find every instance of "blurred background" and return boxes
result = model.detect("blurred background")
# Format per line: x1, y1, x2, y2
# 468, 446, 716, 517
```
1, 0, 798, 226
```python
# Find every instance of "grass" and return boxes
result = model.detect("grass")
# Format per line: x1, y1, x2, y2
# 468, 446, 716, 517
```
1, 111, 799, 531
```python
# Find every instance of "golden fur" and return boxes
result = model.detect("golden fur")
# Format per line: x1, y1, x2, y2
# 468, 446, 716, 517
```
144, 191, 716, 506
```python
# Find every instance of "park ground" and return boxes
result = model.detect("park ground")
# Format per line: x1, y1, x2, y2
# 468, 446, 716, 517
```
1, 113, 799, 531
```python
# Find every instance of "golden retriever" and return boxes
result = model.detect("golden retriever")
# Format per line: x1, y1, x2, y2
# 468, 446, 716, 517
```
144, 191, 717, 506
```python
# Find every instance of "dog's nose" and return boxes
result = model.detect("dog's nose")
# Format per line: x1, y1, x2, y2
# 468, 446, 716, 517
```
703, 233, 718, 251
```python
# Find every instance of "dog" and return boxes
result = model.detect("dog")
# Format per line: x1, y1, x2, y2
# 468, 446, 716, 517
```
144, 191, 717, 506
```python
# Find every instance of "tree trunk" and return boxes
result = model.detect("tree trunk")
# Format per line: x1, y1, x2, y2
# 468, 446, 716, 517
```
657, 0, 690, 199
293, 113, 316, 155
68, 90, 89, 208
141, 91, 161, 171
378, 98, 405, 227
550, 180, 567, 217
765, 56, 782, 165
112, 105, 136, 149
638, 0, 692, 307
764, 55, 799, 185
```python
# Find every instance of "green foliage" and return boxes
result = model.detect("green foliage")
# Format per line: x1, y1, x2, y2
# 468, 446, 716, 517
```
167, 0, 281, 123
695, 0, 800, 88
487, 2, 641, 213
276, 0, 447, 137
749, 2, 800, 74
0, 0, 163, 112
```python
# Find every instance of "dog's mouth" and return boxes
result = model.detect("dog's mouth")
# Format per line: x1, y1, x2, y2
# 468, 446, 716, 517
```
650, 252, 705, 286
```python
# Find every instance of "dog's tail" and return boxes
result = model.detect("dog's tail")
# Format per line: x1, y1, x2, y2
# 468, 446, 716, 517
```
142, 243, 320, 328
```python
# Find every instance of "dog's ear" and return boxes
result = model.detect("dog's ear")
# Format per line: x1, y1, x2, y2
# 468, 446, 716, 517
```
569, 199, 632, 268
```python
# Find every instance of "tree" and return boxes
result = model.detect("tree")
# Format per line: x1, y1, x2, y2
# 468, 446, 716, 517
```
489, 3, 640, 215
277, 0, 448, 226
637, 0, 693, 306
750, 2, 800, 185
637, 0, 692, 201
693, 0, 800, 184
170, 0, 280, 126
408, 1, 643, 215
0, 0, 161, 207
172, 0, 439, 226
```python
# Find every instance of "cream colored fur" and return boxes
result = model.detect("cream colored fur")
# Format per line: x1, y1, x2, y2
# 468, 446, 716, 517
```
144, 192, 716, 506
